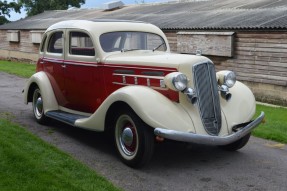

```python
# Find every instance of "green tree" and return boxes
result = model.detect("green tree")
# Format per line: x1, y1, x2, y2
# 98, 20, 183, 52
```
0, 16, 9, 24
0, 0, 22, 24
20, 0, 85, 16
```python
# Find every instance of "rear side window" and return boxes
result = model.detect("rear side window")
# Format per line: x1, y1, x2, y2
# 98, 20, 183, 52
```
40, 35, 47, 53
47, 31, 63, 54
69, 32, 95, 56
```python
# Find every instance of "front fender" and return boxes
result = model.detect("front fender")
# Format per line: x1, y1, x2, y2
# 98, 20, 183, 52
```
75, 86, 195, 132
221, 81, 256, 128
23, 71, 58, 112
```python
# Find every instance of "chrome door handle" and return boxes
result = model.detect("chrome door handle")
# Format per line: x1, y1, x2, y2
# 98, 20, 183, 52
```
61, 64, 66, 68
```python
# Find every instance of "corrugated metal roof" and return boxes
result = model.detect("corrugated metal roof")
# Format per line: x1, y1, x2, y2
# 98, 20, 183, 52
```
1, 0, 287, 30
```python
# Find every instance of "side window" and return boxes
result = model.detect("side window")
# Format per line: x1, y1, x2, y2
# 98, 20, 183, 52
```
40, 35, 47, 53
47, 31, 63, 54
69, 32, 95, 56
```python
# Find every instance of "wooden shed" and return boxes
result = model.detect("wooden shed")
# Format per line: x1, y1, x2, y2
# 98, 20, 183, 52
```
0, 0, 287, 105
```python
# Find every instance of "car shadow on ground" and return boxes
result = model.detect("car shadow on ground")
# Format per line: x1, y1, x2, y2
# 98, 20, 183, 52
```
31, 116, 245, 170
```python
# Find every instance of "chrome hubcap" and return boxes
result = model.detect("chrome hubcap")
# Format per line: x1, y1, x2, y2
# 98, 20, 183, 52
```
121, 127, 134, 147
119, 124, 137, 156
35, 97, 43, 117
116, 115, 138, 158
33, 89, 44, 119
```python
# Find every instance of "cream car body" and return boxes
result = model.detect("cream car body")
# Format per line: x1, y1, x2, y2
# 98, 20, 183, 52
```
23, 20, 264, 167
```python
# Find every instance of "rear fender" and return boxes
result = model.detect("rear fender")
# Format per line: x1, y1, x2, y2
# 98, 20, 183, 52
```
75, 86, 195, 132
23, 71, 58, 112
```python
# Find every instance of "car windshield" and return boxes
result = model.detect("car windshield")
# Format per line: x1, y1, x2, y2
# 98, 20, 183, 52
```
100, 32, 167, 52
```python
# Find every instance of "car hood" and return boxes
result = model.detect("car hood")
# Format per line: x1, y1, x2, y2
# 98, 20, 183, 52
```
102, 51, 211, 69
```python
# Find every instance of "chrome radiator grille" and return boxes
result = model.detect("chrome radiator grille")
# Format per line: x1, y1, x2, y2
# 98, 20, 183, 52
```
193, 62, 221, 135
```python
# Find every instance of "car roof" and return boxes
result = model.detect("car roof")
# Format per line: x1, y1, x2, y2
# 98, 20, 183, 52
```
46, 19, 162, 35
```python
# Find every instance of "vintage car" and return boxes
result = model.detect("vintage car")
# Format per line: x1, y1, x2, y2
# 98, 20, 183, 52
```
23, 20, 265, 168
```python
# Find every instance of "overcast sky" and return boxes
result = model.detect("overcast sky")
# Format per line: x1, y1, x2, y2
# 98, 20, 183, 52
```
7, 0, 168, 21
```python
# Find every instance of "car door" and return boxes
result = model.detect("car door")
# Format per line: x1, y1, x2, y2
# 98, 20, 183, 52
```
63, 30, 104, 113
42, 30, 68, 107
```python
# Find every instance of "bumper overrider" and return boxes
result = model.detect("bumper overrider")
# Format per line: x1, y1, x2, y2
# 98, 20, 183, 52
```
154, 111, 265, 145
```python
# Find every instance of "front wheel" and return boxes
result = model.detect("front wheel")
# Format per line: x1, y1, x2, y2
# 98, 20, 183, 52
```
113, 107, 154, 168
32, 88, 50, 124
219, 133, 251, 151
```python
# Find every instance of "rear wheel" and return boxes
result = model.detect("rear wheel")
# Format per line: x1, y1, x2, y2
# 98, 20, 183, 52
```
113, 107, 154, 168
219, 133, 251, 151
32, 88, 50, 124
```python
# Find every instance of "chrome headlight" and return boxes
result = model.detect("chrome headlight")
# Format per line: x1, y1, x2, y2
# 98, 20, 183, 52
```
217, 70, 236, 88
164, 72, 188, 91
224, 71, 236, 88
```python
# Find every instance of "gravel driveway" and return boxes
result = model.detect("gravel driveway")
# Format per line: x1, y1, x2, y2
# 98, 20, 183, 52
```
1, 71, 287, 191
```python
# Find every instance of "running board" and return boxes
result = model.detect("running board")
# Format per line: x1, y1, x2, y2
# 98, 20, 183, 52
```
46, 110, 88, 126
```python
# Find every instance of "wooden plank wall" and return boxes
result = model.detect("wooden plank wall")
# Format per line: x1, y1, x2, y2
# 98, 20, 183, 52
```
0, 30, 39, 54
165, 30, 287, 105
214, 32, 287, 87
165, 30, 287, 87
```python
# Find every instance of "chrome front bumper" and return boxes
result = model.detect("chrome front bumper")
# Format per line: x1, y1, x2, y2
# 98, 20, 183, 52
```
154, 112, 265, 145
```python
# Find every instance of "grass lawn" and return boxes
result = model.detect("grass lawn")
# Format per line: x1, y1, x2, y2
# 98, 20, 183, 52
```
0, 113, 121, 191
0, 60, 35, 78
253, 104, 287, 144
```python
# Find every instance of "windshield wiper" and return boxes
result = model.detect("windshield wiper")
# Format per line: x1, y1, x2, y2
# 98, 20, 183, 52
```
121, 48, 139, 52
153, 42, 165, 52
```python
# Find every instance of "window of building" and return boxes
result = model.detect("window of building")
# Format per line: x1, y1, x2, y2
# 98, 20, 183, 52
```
31, 31, 45, 44
177, 32, 234, 57
7, 30, 20, 42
